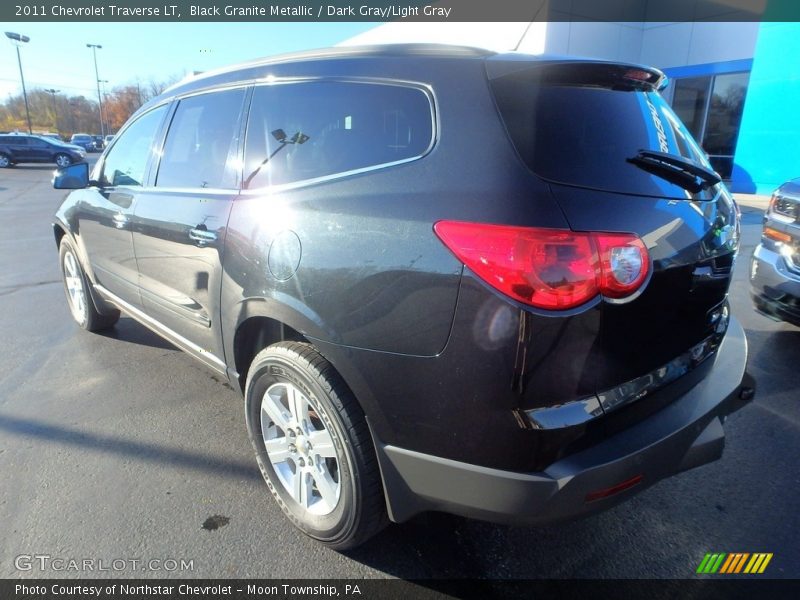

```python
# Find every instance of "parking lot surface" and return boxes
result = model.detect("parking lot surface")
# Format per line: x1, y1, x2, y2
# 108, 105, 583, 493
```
0, 163, 798, 579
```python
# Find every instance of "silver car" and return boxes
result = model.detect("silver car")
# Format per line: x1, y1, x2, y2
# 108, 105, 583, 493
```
750, 178, 800, 327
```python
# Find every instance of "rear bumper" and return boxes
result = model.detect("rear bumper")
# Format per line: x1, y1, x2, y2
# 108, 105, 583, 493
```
374, 316, 752, 525
750, 244, 800, 327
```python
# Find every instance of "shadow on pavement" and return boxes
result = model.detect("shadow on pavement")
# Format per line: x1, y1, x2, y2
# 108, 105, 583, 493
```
0, 412, 262, 481
6, 165, 64, 171
97, 317, 180, 352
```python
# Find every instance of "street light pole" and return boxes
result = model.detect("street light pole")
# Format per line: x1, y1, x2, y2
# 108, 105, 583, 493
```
44, 88, 60, 133
98, 79, 109, 135
86, 43, 105, 138
4, 31, 32, 134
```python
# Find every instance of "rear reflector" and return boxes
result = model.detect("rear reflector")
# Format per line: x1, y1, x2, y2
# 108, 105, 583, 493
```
433, 221, 649, 310
585, 474, 644, 503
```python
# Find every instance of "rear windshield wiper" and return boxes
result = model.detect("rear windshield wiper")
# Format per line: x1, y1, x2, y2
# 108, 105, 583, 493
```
627, 150, 721, 194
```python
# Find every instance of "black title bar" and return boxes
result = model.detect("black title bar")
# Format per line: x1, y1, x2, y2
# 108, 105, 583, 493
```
4, 579, 800, 600
3, 0, 800, 22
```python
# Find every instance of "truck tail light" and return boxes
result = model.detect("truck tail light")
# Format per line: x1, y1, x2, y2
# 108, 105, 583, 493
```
433, 221, 649, 310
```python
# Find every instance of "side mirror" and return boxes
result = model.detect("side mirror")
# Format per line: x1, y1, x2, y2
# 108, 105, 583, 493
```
53, 162, 90, 189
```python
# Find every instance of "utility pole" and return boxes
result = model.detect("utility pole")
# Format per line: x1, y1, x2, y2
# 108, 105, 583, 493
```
5, 31, 32, 134
86, 43, 105, 137
44, 88, 60, 133
98, 79, 109, 134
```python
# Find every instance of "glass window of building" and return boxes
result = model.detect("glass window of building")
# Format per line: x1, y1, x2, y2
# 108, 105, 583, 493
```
667, 71, 750, 180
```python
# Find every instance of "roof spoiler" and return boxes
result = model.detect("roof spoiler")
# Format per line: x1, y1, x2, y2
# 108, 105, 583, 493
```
486, 55, 668, 92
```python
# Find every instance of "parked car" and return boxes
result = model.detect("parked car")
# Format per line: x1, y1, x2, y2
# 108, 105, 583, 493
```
91, 135, 105, 151
38, 132, 63, 141
104, 134, 115, 146
0, 133, 85, 168
51, 45, 753, 549
69, 133, 95, 152
750, 178, 800, 326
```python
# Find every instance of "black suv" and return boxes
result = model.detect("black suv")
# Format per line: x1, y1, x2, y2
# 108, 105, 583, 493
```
52, 45, 753, 549
0, 134, 86, 168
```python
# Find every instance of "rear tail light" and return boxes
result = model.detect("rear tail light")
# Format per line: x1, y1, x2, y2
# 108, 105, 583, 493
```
433, 221, 650, 310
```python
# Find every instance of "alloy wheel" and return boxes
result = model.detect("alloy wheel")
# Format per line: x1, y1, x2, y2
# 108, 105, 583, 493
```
260, 382, 341, 515
62, 250, 87, 323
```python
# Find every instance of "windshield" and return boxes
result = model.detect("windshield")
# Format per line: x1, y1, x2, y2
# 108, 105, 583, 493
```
489, 64, 719, 200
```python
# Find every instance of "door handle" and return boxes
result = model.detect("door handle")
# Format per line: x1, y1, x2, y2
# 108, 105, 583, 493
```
189, 226, 217, 245
112, 213, 128, 229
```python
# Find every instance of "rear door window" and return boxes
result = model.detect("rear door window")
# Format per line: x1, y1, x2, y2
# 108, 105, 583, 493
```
489, 63, 716, 199
156, 87, 246, 190
243, 81, 434, 189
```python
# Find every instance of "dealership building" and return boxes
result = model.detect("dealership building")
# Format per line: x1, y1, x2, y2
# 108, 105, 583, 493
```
344, 20, 799, 195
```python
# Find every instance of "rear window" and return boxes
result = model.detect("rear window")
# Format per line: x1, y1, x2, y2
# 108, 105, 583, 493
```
243, 81, 433, 189
489, 63, 716, 199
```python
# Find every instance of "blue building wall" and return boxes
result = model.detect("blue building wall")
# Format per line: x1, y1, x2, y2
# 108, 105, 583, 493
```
662, 59, 752, 80
733, 23, 800, 194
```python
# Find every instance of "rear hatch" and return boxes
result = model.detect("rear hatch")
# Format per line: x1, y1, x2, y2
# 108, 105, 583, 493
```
487, 57, 740, 398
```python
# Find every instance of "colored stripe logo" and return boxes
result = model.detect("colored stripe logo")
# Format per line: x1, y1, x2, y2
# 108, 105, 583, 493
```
697, 553, 773, 574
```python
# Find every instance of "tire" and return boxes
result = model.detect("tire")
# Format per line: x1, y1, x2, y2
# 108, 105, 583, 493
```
245, 342, 387, 549
59, 238, 120, 331
0, 153, 10, 168
54, 153, 71, 168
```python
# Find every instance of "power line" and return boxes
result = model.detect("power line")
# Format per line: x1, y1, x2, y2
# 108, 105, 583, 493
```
0, 77, 96, 92
0, 77, 103, 95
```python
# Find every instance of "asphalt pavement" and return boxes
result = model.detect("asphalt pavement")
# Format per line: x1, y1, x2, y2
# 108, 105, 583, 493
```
0, 162, 798, 580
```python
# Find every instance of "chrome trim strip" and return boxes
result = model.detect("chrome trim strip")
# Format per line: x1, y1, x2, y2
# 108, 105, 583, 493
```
240, 155, 428, 195
93, 284, 226, 373
524, 397, 604, 431
137, 186, 239, 195
170, 80, 254, 102
525, 313, 729, 430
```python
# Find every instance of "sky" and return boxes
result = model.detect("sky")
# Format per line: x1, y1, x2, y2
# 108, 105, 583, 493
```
0, 22, 378, 100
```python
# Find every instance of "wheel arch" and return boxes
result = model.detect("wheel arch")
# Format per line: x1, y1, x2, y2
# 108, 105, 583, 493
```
54, 221, 116, 317
232, 306, 395, 531
232, 315, 308, 392
53, 221, 67, 250
227, 299, 390, 444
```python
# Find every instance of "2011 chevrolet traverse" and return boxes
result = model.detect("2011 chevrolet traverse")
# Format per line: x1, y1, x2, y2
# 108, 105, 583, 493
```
52, 45, 753, 549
